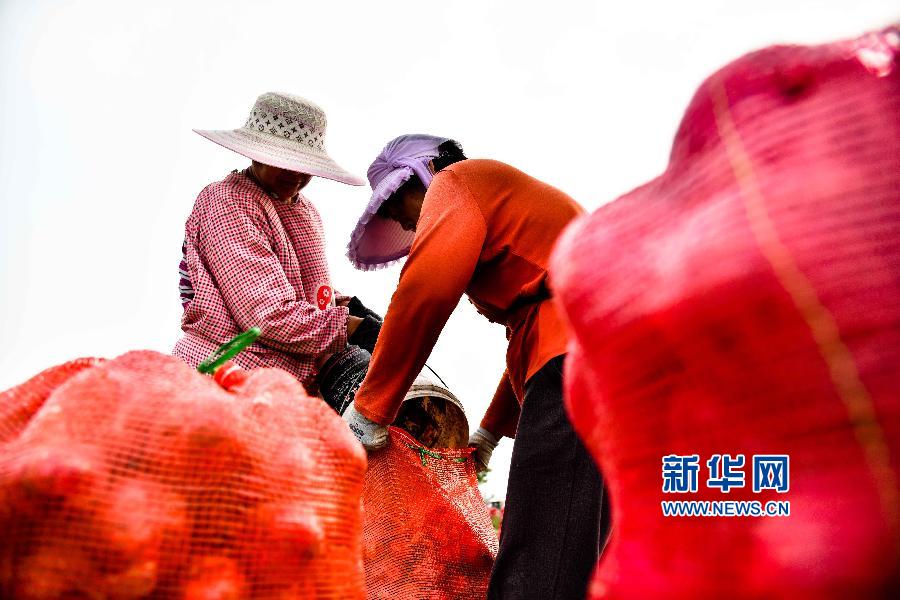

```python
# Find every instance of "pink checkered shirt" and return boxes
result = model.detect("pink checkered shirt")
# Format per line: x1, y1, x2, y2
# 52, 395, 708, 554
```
172, 170, 349, 386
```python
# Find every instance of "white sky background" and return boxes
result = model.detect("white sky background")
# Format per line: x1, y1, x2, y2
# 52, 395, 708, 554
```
0, 0, 896, 501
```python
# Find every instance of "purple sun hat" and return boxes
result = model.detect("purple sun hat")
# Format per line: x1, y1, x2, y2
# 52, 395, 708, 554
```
347, 134, 449, 271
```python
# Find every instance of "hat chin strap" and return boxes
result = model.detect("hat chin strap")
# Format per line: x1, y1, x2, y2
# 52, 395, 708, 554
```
391, 156, 437, 189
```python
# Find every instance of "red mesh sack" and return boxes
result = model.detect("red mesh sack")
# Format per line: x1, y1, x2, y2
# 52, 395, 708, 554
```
550, 27, 900, 599
0, 350, 367, 599
362, 427, 497, 599
0, 358, 104, 445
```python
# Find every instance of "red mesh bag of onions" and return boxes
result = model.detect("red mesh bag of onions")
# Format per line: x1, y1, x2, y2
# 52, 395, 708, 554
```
550, 26, 900, 599
362, 427, 497, 600
0, 350, 367, 599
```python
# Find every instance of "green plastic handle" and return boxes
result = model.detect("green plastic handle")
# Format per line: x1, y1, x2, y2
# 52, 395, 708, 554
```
197, 327, 261, 375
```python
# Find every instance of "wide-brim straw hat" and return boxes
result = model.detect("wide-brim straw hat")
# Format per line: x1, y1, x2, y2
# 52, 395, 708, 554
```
194, 92, 365, 186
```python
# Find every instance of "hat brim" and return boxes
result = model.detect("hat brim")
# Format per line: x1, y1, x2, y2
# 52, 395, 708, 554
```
347, 167, 418, 270
194, 128, 365, 186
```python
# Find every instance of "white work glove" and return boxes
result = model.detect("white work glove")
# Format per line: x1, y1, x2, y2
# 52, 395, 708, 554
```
468, 427, 499, 473
342, 401, 389, 451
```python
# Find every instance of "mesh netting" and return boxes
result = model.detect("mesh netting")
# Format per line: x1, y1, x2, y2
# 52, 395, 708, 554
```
550, 27, 900, 599
362, 427, 497, 599
0, 351, 367, 599
0, 358, 105, 445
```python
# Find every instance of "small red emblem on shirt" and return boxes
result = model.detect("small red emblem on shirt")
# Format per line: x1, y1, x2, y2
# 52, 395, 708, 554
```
316, 285, 333, 310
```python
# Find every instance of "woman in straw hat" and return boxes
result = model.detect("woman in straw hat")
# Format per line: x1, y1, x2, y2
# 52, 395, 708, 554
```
343, 134, 607, 600
173, 92, 377, 394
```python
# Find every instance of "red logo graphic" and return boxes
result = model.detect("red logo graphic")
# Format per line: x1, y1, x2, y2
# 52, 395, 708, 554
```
316, 285, 333, 310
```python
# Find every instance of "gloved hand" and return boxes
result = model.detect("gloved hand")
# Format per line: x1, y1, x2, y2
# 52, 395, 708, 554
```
343, 401, 389, 451
468, 427, 499, 473
346, 296, 384, 324
348, 315, 382, 354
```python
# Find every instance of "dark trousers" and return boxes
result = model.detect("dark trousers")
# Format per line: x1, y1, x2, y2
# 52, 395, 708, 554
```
488, 355, 606, 600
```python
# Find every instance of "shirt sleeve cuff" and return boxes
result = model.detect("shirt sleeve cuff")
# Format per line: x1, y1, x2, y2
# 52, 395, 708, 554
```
353, 395, 396, 427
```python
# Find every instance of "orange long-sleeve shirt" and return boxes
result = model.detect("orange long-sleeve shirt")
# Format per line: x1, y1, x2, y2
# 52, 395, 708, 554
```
353, 159, 584, 437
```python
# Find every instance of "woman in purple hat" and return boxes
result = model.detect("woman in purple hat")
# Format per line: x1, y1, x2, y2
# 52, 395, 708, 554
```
343, 134, 607, 600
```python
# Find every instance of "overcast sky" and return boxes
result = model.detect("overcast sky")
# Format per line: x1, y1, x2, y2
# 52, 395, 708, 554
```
1, 0, 896, 500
